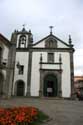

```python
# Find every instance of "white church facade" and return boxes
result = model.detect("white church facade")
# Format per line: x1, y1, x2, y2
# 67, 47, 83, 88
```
0, 27, 75, 98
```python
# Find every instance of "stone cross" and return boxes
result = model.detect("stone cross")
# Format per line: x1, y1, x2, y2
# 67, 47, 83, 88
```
49, 26, 54, 34
22, 24, 26, 29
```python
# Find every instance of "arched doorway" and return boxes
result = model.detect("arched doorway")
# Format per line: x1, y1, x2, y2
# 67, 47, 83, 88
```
16, 80, 25, 96
0, 73, 4, 96
43, 74, 58, 97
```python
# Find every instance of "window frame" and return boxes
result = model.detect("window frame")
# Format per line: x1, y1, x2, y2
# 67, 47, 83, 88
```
18, 65, 24, 75
18, 35, 26, 48
47, 53, 54, 63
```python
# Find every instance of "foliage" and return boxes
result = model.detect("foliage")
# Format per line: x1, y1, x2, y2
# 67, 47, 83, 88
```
30, 110, 49, 125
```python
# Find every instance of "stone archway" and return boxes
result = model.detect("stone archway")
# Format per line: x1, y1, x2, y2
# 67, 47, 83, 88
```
43, 74, 58, 97
0, 73, 4, 96
16, 80, 25, 96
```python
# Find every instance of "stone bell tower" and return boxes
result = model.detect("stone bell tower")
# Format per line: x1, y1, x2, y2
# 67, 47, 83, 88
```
12, 26, 33, 96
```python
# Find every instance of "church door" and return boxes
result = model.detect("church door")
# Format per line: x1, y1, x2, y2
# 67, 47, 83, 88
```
0, 73, 4, 96
17, 81, 24, 96
43, 74, 58, 97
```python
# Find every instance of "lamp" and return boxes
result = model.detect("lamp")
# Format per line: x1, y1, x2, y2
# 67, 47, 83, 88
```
16, 61, 20, 68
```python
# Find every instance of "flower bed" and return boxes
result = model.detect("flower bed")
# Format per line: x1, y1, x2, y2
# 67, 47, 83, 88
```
0, 106, 38, 125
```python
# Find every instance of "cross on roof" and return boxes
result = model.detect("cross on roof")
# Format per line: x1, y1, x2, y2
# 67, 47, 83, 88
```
49, 26, 54, 34
22, 24, 27, 32
22, 24, 26, 29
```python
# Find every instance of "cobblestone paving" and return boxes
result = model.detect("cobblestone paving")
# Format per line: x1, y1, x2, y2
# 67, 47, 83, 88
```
0, 97, 83, 125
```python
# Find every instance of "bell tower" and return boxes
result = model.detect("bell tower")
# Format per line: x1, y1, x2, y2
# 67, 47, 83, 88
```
12, 26, 33, 96
12, 27, 33, 49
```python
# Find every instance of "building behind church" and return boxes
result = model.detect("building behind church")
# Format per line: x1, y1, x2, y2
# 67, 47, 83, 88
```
0, 27, 75, 98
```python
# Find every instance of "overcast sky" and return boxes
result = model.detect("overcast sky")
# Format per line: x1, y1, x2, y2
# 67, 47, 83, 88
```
0, 0, 83, 75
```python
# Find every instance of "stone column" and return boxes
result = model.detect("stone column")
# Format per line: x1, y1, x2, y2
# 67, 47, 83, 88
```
57, 70, 62, 97
70, 49, 75, 99
27, 49, 32, 96
39, 69, 44, 97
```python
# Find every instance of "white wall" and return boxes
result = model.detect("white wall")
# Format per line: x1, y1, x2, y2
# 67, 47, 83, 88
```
54, 52, 71, 97
58, 41, 69, 48
31, 51, 71, 97
33, 40, 45, 48
13, 52, 29, 95
31, 52, 47, 96
54, 51, 71, 97
13, 35, 71, 97
0, 41, 9, 64
33, 39, 69, 48
61, 52, 71, 97
42, 64, 60, 69
0, 41, 9, 79
3, 46, 9, 61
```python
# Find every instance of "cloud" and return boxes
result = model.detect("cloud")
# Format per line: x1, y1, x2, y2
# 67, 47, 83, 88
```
74, 49, 83, 75
0, 0, 83, 75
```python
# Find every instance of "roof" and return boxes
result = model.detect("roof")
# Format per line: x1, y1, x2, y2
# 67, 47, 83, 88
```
74, 76, 83, 78
74, 76, 83, 82
0, 33, 11, 47
33, 34, 70, 47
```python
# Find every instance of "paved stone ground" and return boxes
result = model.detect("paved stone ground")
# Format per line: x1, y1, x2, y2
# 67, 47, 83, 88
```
0, 97, 83, 125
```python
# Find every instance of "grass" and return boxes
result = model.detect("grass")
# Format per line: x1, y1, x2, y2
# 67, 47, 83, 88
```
30, 110, 49, 125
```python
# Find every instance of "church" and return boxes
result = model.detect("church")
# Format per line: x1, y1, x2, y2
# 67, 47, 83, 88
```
0, 26, 75, 98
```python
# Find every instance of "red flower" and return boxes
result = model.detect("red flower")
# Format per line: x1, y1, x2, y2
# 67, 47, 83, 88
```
0, 106, 38, 125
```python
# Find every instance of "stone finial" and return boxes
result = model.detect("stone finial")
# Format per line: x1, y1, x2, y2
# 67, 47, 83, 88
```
22, 28, 26, 32
69, 35, 72, 45
59, 54, 62, 70
40, 54, 43, 62
14, 29, 18, 33
28, 30, 33, 44
30, 34, 33, 43
59, 54, 62, 63
29, 29, 31, 33
14, 29, 17, 33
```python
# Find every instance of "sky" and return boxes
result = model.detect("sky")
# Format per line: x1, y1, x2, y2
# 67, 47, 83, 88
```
0, 0, 83, 75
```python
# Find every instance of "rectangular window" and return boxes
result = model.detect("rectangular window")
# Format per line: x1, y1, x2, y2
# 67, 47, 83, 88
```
48, 53, 54, 63
18, 65, 24, 75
